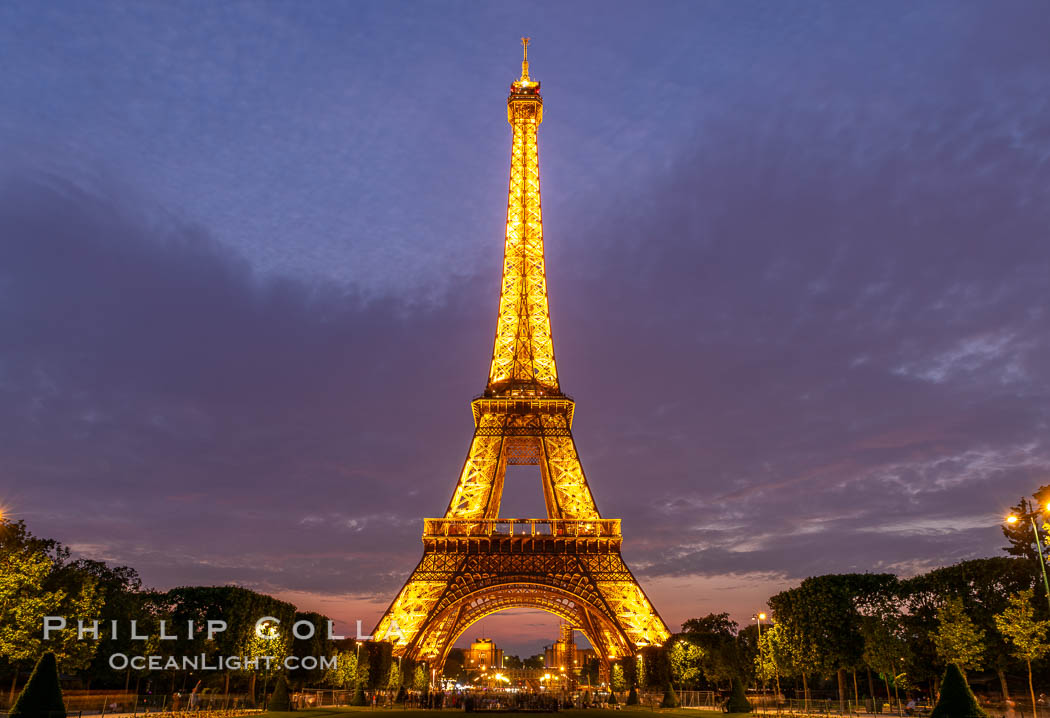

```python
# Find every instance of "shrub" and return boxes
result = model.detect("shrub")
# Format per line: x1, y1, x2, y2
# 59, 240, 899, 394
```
626, 686, 640, 705
726, 677, 752, 714
930, 664, 988, 718
661, 681, 679, 708
268, 675, 293, 712
11, 652, 66, 718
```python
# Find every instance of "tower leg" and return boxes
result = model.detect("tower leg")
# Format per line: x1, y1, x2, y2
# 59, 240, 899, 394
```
540, 417, 599, 519
444, 415, 508, 519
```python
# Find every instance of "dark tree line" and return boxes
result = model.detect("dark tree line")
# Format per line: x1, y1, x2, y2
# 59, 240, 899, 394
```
649, 485, 1049, 710
1, 519, 386, 702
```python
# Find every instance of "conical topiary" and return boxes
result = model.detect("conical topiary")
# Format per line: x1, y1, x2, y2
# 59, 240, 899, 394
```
930, 664, 988, 718
396, 684, 407, 703
726, 677, 752, 713
608, 690, 618, 705
661, 681, 679, 708
350, 684, 367, 706
11, 652, 66, 718
626, 686, 640, 705
268, 674, 293, 711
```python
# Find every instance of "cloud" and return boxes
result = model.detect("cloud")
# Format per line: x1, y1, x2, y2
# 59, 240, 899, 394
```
548, 89, 1050, 593
3, 0, 1050, 656
0, 173, 491, 599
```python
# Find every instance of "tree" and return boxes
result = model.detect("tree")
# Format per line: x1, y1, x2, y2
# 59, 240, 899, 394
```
386, 661, 402, 691
355, 649, 371, 694
903, 557, 1036, 699
668, 636, 705, 689
363, 641, 392, 691
636, 651, 648, 690
626, 685, 639, 705
0, 520, 104, 696
0, 544, 68, 692
49, 559, 143, 687
413, 664, 428, 691
994, 589, 1050, 718
325, 649, 357, 688
769, 574, 898, 710
681, 613, 742, 688
162, 585, 296, 695
583, 656, 600, 686
755, 621, 789, 697
523, 653, 544, 669
288, 612, 334, 689
610, 663, 626, 692
735, 623, 760, 687
754, 616, 820, 709
929, 664, 987, 718
241, 618, 290, 703
10, 652, 65, 718
932, 598, 985, 675
859, 604, 910, 705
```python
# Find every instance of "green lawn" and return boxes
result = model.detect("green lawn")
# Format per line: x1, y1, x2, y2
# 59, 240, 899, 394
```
261, 710, 748, 718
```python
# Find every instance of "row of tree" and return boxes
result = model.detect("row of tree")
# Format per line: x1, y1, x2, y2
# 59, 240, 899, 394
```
5, 484, 1048, 709
633, 486, 1050, 717
0, 519, 430, 703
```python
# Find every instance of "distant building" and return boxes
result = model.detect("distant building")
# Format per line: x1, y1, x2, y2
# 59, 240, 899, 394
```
543, 624, 596, 672
465, 637, 504, 671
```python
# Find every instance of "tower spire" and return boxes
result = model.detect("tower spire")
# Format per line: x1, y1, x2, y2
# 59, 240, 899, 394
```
492, 37, 552, 394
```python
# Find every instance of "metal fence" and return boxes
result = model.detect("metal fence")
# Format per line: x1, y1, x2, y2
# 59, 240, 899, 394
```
0, 693, 261, 717
296, 689, 354, 708
749, 696, 1047, 718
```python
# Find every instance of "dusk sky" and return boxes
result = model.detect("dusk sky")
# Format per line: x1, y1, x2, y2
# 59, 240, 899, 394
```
2, 1, 1049, 656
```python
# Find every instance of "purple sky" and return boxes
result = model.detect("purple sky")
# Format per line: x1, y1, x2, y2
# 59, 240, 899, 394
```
2, 1, 1049, 656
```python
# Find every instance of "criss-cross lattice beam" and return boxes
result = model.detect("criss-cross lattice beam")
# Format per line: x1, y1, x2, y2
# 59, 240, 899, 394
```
373, 46, 670, 671
488, 81, 557, 392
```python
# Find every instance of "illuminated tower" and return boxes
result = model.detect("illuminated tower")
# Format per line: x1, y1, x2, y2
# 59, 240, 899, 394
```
374, 39, 669, 671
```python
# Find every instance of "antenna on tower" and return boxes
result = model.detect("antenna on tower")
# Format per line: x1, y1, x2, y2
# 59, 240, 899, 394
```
520, 37, 530, 81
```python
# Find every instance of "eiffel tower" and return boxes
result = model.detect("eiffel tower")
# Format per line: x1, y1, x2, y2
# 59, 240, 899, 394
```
374, 39, 670, 670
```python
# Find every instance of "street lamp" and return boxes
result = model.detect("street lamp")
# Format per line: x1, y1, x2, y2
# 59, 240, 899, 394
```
1006, 503, 1050, 614
751, 613, 767, 696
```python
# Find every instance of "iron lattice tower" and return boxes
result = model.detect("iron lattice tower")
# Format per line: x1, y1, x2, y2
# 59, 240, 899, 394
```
374, 39, 670, 669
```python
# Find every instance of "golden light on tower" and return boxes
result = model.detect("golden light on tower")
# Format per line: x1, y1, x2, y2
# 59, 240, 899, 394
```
373, 40, 669, 674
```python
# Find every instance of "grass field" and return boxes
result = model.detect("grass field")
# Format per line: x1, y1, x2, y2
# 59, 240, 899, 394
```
260, 709, 748, 718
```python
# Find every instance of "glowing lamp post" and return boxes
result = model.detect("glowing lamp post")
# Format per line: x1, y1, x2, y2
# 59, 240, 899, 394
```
752, 613, 767, 696
1006, 502, 1050, 614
